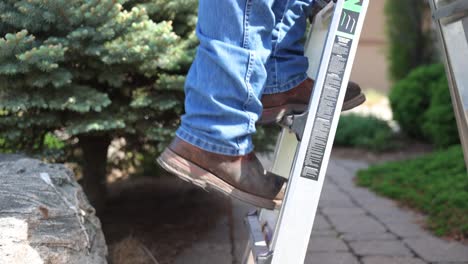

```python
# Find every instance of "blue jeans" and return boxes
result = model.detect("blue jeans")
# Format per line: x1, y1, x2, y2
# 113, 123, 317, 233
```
176, 0, 313, 156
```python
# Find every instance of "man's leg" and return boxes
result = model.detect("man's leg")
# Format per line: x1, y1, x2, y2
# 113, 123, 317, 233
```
264, 0, 311, 95
259, 0, 366, 124
177, 0, 275, 156
158, 0, 285, 209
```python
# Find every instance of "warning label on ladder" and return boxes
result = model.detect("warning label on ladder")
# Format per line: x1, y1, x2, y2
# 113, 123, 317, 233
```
301, 35, 352, 181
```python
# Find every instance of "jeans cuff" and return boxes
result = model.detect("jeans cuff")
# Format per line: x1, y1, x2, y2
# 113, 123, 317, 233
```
262, 73, 308, 95
176, 127, 254, 156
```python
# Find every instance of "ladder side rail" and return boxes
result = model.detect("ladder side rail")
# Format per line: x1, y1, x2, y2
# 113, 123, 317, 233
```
270, 1, 341, 255
270, 0, 369, 263
429, 0, 468, 170
242, 3, 336, 263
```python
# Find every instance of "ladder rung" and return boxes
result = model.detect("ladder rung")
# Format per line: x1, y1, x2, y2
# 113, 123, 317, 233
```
245, 211, 273, 264
432, 0, 468, 20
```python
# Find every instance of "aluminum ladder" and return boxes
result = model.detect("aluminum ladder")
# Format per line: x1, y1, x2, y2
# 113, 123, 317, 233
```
429, 0, 468, 169
243, 0, 369, 263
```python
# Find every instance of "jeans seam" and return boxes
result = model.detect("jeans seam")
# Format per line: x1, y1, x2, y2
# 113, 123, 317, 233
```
274, 59, 279, 90
240, 0, 255, 150
264, 74, 303, 88
177, 128, 249, 156
272, 0, 290, 57
263, 73, 308, 94
243, 52, 255, 134
267, 0, 290, 93
242, 0, 253, 49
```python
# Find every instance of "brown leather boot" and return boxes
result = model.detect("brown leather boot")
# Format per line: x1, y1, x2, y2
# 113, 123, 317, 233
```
157, 137, 286, 209
259, 78, 366, 124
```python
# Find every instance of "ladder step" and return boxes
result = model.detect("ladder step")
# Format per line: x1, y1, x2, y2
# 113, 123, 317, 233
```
243, 0, 369, 262
245, 211, 273, 264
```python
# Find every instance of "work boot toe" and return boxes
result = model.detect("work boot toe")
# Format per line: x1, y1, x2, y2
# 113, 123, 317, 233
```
157, 137, 285, 209
259, 78, 365, 124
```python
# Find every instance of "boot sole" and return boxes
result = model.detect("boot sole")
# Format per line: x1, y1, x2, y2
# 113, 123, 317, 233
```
157, 148, 278, 209
258, 92, 366, 125
342, 92, 366, 111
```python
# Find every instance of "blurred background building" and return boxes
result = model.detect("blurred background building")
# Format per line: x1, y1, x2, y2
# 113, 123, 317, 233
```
352, 0, 390, 94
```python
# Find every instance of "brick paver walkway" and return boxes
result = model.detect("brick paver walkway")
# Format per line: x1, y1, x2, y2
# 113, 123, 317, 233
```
304, 159, 468, 264
174, 159, 468, 264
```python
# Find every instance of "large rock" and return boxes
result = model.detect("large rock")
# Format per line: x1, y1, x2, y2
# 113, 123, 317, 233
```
0, 155, 107, 264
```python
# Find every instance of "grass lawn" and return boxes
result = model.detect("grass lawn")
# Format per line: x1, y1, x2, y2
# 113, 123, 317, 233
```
356, 145, 468, 239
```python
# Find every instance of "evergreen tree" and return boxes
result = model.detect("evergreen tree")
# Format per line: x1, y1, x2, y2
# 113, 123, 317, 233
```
0, 0, 198, 208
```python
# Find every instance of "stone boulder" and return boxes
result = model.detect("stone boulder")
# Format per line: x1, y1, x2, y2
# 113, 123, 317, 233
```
0, 155, 107, 264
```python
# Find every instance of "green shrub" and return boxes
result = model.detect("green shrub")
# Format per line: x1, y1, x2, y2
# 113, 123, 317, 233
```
423, 77, 459, 147
356, 145, 468, 239
334, 114, 395, 152
389, 64, 447, 140
389, 63, 459, 147
385, 0, 434, 81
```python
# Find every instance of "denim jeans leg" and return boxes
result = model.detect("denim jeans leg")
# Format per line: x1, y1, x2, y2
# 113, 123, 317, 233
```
176, 0, 276, 156
263, 0, 314, 95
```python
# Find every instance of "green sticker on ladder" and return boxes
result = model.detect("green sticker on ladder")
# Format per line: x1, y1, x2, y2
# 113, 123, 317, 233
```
343, 0, 363, 13
338, 0, 363, 35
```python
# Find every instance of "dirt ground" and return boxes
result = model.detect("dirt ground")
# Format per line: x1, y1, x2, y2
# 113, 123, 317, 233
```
99, 140, 432, 264
100, 176, 229, 264
331, 141, 433, 164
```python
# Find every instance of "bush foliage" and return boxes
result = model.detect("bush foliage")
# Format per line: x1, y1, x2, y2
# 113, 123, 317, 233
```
357, 145, 468, 239
389, 64, 459, 147
334, 114, 395, 152
385, 0, 434, 81
423, 76, 459, 147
